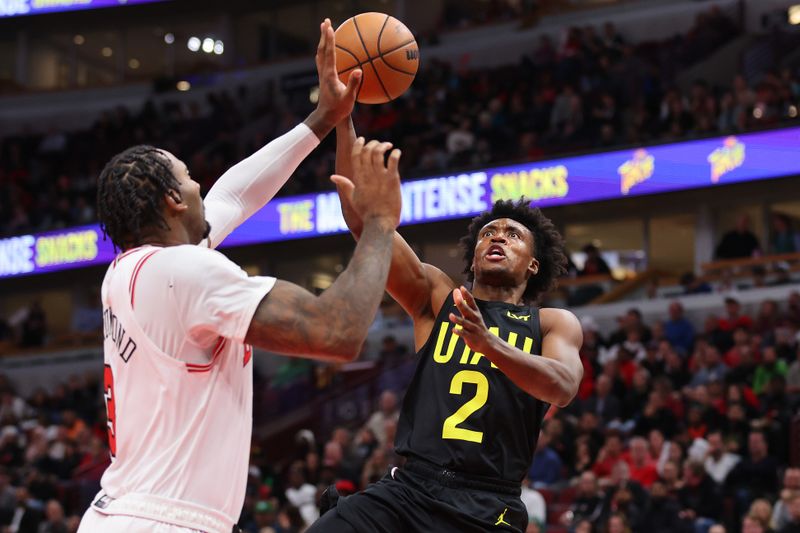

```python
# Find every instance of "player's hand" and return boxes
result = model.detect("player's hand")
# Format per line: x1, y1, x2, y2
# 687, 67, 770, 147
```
331, 137, 401, 228
332, 161, 363, 234
449, 286, 494, 355
315, 18, 362, 130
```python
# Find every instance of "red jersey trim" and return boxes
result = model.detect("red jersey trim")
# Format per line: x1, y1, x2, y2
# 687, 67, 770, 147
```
113, 246, 143, 268
186, 337, 226, 373
129, 250, 160, 309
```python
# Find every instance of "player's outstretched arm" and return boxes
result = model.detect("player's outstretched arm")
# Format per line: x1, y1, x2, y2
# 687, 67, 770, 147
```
202, 19, 361, 248
245, 139, 400, 362
449, 287, 583, 407
334, 119, 454, 329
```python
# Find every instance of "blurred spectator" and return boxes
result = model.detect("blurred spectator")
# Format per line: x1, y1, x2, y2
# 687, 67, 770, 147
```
563, 471, 604, 527
363, 391, 399, 447
641, 479, 684, 533
779, 492, 800, 533
755, 300, 781, 339
284, 461, 318, 527
20, 302, 47, 348
770, 213, 800, 254
680, 272, 713, 295
249, 500, 278, 532
742, 514, 768, 533
529, 430, 563, 488
678, 460, 722, 531
7, 486, 43, 533
520, 476, 546, 529
601, 462, 648, 529
772, 469, 800, 530
582, 375, 621, 425
661, 460, 683, 497
786, 347, 800, 397
748, 498, 774, 531
592, 431, 625, 481
726, 431, 780, 507
703, 430, 740, 485
608, 309, 652, 346
579, 244, 611, 277
625, 437, 658, 488
753, 345, 787, 395
690, 346, 728, 387
665, 301, 695, 354
719, 298, 753, 332
359, 446, 390, 489
715, 215, 761, 259
37, 500, 67, 533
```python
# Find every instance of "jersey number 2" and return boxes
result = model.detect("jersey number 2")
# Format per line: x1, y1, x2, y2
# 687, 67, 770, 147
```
442, 370, 488, 444
103, 365, 117, 457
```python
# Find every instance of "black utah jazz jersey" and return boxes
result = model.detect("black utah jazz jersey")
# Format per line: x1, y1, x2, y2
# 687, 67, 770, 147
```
395, 292, 548, 482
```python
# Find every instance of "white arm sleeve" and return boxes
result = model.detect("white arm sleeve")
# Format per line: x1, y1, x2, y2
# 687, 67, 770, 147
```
202, 123, 320, 248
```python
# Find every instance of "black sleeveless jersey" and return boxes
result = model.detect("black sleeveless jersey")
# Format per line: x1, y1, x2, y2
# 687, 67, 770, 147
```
395, 292, 548, 482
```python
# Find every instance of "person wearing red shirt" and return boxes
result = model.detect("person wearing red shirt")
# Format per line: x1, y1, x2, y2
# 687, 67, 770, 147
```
719, 298, 753, 331
625, 437, 659, 487
592, 432, 625, 481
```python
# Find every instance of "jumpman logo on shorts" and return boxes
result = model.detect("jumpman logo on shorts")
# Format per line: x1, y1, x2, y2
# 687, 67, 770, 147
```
495, 507, 511, 527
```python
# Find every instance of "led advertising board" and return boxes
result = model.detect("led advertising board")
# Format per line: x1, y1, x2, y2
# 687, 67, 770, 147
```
0, 0, 165, 18
0, 127, 798, 279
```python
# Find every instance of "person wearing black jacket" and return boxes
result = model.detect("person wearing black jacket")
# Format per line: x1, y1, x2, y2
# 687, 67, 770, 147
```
643, 479, 691, 533
726, 431, 780, 516
779, 492, 800, 533
678, 461, 722, 531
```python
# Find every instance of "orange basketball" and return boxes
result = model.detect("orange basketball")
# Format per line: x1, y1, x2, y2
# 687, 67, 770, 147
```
334, 12, 419, 105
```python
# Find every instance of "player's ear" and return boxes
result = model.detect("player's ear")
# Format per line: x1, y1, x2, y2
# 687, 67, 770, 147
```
528, 258, 539, 277
164, 190, 188, 214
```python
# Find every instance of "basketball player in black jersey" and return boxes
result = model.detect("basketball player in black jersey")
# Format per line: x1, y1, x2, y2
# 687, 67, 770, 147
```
307, 120, 583, 533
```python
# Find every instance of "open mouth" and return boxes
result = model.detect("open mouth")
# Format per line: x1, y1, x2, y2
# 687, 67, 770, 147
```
486, 245, 506, 261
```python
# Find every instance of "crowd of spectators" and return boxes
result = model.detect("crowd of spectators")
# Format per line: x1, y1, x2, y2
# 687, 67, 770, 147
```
0, 372, 107, 532
4, 6, 800, 238
0, 290, 796, 532
524, 291, 800, 533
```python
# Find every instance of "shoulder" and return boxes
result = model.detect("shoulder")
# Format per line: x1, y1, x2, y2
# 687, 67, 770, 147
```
159, 245, 235, 267
154, 245, 243, 282
540, 307, 581, 334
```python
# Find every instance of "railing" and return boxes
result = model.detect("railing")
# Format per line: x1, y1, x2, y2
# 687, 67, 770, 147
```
701, 252, 800, 278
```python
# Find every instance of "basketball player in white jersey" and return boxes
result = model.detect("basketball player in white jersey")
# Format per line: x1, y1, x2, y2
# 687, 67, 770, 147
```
78, 20, 402, 533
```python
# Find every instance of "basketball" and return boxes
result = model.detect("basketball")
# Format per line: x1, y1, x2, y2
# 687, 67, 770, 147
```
334, 12, 419, 104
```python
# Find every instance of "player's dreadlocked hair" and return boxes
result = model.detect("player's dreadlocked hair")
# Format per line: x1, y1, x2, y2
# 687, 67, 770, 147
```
97, 145, 178, 251
459, 199, 567, 302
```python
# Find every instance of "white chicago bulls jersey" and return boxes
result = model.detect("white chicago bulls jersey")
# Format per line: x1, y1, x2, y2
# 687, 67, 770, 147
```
97, 244, 275, 525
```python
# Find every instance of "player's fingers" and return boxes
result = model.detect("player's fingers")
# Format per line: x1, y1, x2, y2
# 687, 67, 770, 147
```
350, 137, 365, 175
330, 175, 355, 198
454, 298, 479, 322
325, 21, 337, 75
448, 313, 464, 326
361, 139, 381, 172
386, 148, 402, 174
452, 288, 463, 306
345, 69, 363, 99
460, 286, 479, 310
372, 142, 393, 171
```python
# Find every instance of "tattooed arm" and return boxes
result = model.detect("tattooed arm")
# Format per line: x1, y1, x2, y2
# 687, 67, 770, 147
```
245, 139, 402, 362
335, 119, 455, 351
245, 221, 393, 361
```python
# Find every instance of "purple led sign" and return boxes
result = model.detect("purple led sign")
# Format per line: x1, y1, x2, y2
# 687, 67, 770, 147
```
1, 126, 798, 279
0, 0, 166, 18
